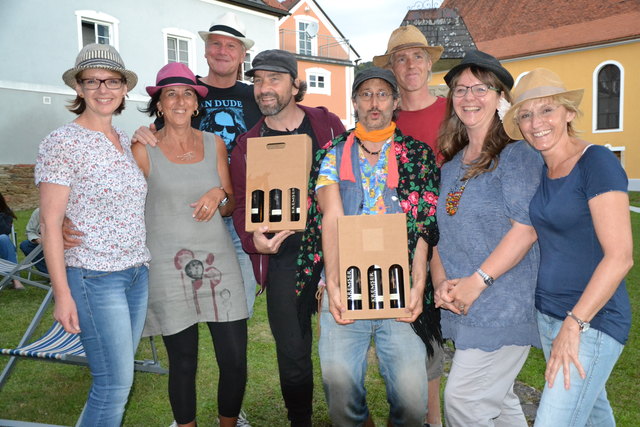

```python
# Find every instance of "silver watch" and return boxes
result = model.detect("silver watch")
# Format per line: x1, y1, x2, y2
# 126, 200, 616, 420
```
476, 268, 494, 287
566, 311, 590, 333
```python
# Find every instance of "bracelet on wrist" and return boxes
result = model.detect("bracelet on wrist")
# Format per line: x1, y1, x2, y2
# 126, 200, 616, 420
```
218, 187, 229, 207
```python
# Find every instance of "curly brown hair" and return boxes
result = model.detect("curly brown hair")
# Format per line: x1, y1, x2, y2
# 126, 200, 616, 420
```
438, 66, 514, 180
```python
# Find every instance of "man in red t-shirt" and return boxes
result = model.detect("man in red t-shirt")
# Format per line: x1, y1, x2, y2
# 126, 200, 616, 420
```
374, 25, 446, 427
374, 25, 446, 166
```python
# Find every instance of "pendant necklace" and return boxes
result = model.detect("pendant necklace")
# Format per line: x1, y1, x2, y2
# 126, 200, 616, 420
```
175, 131, 197, 161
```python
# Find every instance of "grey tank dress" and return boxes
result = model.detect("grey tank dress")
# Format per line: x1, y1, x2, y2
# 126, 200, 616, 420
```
142, 131, 248, 337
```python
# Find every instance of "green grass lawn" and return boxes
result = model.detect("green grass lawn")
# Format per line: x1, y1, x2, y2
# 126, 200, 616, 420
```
1, 207, 638, 425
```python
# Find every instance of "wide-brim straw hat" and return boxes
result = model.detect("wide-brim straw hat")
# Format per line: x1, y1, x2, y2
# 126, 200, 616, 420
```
146, 62, 208, 98
503, 68, 584, 140
373, 25, 444, 68
62, 43, 137, 90
198, 12, 255, 50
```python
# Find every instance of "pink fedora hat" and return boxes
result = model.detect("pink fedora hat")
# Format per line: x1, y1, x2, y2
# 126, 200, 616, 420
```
146, 62, 208, 98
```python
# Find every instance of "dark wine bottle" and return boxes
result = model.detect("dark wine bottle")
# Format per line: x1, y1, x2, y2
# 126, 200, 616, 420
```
346, 266, 362, 310
368, 265, 384, 309
269, 189, 282, 222
290, 188, 300, 221
251, 190, 264, 223
389, 264, 405, 309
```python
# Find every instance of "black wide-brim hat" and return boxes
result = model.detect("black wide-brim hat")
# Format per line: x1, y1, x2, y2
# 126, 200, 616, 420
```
444, 49, 514, 90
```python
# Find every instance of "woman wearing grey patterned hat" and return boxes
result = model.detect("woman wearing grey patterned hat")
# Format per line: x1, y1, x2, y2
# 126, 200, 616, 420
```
36, 43, 150, 426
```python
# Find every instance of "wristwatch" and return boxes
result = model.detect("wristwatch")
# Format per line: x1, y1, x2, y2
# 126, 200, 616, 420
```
218, 187, 229, 208
476, 268, 494, 287
566, 311, 590, 333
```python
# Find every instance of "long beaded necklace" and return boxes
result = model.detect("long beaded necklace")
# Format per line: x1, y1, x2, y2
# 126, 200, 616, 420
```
445, 152, 470, 216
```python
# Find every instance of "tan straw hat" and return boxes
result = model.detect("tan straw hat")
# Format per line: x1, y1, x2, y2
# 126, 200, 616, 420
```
373, 25, 444, 67
504, 68, 583, 140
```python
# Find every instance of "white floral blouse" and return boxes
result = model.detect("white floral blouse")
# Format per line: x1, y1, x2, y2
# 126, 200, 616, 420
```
35, 122, 150, 271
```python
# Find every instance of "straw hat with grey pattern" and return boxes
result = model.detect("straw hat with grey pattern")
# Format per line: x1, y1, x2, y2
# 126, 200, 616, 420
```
62, 43, 138, 90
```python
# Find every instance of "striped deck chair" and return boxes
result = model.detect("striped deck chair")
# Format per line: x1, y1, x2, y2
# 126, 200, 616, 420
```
0, 287, 167, 426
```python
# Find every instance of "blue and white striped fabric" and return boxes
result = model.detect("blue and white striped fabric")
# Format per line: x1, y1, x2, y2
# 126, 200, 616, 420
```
1, 322, 85, 360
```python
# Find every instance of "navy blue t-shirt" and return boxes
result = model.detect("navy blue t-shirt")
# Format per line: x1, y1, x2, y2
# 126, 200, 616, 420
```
530, 144, 631, 344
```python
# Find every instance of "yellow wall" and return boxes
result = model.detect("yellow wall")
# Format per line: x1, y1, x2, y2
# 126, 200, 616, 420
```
432, 41, 640, 182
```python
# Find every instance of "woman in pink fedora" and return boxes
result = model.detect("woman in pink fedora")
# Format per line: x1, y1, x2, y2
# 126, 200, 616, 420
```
134, 61, 248, 427
504, 68, 632, 427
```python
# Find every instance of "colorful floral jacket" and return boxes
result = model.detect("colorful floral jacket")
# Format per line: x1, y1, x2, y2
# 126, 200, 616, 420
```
295, 127, 442, 351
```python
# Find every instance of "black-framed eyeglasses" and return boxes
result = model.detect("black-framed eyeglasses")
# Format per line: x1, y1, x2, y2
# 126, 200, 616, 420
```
79, 78, 125, 90
357, 90, 391, 101
452, 84, 499, 98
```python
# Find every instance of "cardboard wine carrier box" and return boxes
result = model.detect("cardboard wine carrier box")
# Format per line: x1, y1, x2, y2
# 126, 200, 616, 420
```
245, 134, 312, 232
337, 213, 411, 320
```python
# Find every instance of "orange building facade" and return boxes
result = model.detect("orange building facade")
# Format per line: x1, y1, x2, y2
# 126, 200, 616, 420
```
279, 0, 360, 128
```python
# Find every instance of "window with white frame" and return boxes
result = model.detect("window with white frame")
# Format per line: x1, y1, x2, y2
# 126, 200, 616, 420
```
594, 61, 623, 132
82, 20, 110, 45
306, 67, 331, 95
299, 22, 312, 55
167, 36, 189, 65
75, 11, 119, 49
295, 16, 318, 56
162, 29, 196, 70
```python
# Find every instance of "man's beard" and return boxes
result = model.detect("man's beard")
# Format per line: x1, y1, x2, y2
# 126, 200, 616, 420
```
257, 91, 291, 116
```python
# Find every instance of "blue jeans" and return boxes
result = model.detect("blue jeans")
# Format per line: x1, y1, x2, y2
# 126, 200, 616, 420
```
224, 216, 256, 317
319, 296, 428, 426
535, 311, 624, 427
0, 234, 17, 263
67, 265, 149, 427
19, 239, 48, 273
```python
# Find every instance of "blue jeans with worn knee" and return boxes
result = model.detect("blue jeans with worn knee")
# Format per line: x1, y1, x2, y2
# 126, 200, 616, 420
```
67, 264, 148, 427
319, 296, 428, 426
224, 216, 256, 317
534, 311, 624, 427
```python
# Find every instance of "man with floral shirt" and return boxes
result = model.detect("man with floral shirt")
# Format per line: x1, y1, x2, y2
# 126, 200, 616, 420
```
296, 67, 439, 425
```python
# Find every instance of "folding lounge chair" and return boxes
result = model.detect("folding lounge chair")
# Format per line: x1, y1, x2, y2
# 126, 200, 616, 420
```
0, 243, 49, 291
0, 286, 167, 426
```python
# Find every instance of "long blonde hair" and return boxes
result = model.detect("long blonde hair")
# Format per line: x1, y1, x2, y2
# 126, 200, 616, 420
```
438, 67, 514, 180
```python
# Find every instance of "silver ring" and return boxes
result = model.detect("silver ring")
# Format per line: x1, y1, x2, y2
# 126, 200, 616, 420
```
458, 304, 465, 310
203, 206, 209, 210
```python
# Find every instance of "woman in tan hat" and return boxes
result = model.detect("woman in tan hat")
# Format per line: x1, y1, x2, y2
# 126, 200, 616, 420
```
35, 43, 150, 426
431, 50, 543, 426
505, 68, 632, 426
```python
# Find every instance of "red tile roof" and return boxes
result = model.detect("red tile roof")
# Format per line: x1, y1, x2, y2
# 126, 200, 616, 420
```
281, 0, 300, 10
439, 0, 640, 58
262, 0, 289, 11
